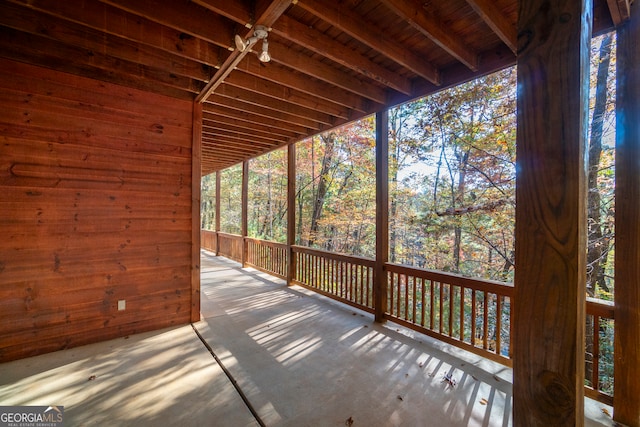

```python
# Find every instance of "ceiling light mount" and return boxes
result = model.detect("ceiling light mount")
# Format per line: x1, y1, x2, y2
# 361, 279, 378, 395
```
234, 25, 271, 62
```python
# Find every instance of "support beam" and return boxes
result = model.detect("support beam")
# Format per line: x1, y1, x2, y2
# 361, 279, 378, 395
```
465, 0, 517, 53
381, 0, 479, 70
614, 3, 640, 425
241, 160, 249, 267
287, 144, 296, 285
215, 171, 221, 255
514, 0, 591, 424
296, 0, 440, 85
374, 110, 389, 323
191, 102, 202, 323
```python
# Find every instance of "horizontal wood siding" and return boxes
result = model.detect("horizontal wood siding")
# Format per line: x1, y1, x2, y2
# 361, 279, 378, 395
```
0, 59, 194, 361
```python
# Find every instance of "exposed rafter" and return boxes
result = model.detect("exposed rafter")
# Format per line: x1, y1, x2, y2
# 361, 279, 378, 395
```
381, 0, 479, 71
464, 0, 517, 54
295, 0, 441, 85
196, 0, 294, 102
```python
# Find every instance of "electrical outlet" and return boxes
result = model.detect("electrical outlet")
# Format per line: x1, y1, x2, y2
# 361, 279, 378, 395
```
118, 300, 126, 311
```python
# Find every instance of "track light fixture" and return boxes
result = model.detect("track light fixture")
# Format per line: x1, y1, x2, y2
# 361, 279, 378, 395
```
234, 25, 271, 63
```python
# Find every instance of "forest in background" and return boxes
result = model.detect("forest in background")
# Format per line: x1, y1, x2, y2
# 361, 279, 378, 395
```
202, 33, 617, 392
203, 33, 615, 294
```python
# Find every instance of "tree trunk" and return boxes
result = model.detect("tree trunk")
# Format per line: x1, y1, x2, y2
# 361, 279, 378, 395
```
308, 134, 335, 246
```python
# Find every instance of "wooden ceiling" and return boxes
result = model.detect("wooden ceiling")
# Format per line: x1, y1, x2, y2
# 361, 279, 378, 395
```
0, 0, 625, 175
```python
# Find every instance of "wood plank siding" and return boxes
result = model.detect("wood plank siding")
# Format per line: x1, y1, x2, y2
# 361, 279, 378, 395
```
0, 59, 196, 362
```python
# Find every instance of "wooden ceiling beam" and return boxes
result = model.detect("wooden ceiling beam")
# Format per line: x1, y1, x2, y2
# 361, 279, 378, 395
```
191, 0, 253, 26
222, 72, 351, 120
193, 0, 408, 96
0, 2, 212, 83
606, 0, 632, 25
196, 0, 293, 102
267, 39, 388, 104
206, 96, 321, 130
213, 84, 335, 125
202, 128, 284, 147
99, 0, 234, 48
465, 0, 517, 54
271, 15, 411, 95
381, 0, 479, 71
203, 122, 288, 143
8, 0, 223, 67
203, 113, 302, 139
295, 0, 440, 85
236, 56, 374, 113
0, 26, 198, 100
203, 104, 310, 135
202, 138, 272, 153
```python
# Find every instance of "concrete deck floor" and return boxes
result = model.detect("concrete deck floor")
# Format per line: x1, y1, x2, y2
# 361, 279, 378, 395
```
0, 250, 615, 426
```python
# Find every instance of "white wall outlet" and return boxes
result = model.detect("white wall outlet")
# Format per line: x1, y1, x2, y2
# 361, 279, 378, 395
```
118, 300, 126, 311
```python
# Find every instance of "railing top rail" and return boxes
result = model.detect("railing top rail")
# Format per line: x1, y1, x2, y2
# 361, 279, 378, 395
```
292, 245, 376, 267
586, 297, 615, 319
245, 237, 288, 248
216, 231, 243, 239
385, 262, 514, 297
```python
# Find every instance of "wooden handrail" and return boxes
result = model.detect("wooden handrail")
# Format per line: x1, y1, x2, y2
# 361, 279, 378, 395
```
385, 263, 514, 297
292, 245, 376, 267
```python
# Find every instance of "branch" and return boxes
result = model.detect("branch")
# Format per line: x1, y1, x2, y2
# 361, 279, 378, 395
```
435, 199, 509, 216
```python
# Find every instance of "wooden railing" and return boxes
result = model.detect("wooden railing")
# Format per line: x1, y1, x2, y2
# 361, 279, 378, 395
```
245, 237, 288, 279
385, 263, 514, 366
585, 298, 615, 405
292, 246, 375, 313
202, 233, 616, 405
201, 229, 217, 252
216, 232, 243, 262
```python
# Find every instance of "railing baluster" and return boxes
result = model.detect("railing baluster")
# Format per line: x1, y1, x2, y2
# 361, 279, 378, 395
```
396, 272, 401, 317
483, 291, 489, 350
593, 314, 600, 392
496, 295, 502, 356
460, 287, 465, 342
449, 284, 454, 337
430, 279, 435, 330
402, 274, 408, 320
439, 281, 444, 334
471, 290, 477, 347
412, 275, 417, 324
420, 278, 425, 327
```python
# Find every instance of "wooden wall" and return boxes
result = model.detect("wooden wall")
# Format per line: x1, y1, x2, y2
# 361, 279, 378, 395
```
0, 59, 196, 362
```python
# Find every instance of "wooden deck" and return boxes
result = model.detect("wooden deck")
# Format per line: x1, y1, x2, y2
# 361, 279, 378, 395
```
0, 250, 615, 426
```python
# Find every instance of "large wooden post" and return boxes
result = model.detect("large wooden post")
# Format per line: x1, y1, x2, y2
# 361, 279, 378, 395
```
287, 144, 297, 285
374, 110, 389, 323
190, 101, 202, 323
514, 0, 591, 424
614, 4, 640, 425
215, 170, 221, 255
241, 160, 249, 267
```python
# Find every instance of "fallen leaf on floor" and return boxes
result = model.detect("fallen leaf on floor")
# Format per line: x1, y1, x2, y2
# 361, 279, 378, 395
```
88, 375, 96, 381
418, 362, 423, 368
601, 408, 611, 417
479, 398, 488, 405
397, 395, 403, 401
345, 416, 354, 426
